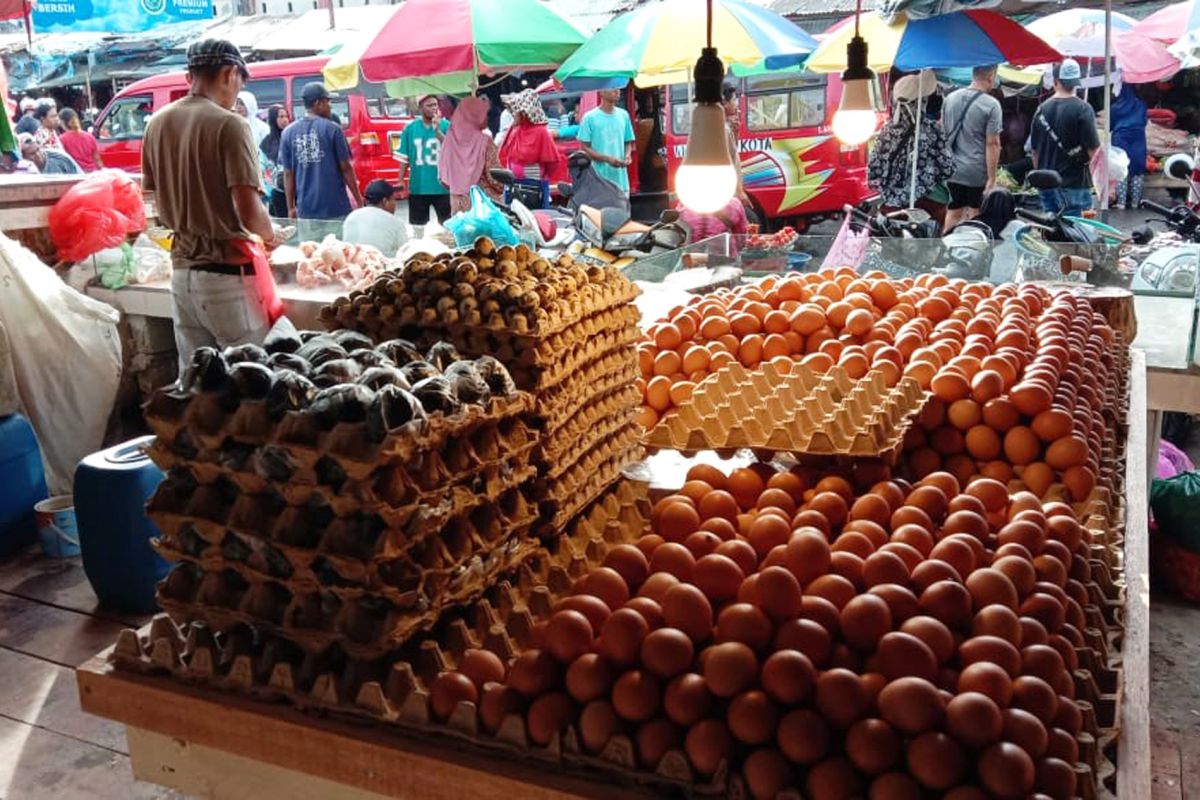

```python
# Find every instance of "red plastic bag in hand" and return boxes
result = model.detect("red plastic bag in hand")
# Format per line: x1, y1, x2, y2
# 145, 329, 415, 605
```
47, 170, 146, 262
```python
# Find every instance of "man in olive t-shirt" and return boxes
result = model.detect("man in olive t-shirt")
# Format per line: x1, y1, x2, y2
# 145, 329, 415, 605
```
142, 40, 284, 370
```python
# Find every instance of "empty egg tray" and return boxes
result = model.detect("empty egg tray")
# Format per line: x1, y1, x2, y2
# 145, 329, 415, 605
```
645, 361, 929, 461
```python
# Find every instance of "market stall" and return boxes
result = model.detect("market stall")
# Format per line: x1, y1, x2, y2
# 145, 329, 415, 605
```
71, 227, 1154, 798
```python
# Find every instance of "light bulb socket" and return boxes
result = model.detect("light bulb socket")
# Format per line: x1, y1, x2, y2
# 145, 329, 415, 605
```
842, 35, 874, 82
693, 46, 724, 105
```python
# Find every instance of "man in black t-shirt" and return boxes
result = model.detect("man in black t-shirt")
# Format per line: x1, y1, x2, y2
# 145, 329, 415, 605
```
1030, 59, 1100, 217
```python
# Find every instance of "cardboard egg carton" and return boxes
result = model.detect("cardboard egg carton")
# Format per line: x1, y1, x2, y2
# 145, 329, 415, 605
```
151, 478, 538, 592
531, 348, 640, 433
645, 361, 929, 461
534, 425, 644, 532
536, 387, 641, 465
145, 389, 534, 479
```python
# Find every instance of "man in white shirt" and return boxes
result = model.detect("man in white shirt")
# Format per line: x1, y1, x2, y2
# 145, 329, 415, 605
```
341, 180, 408, 256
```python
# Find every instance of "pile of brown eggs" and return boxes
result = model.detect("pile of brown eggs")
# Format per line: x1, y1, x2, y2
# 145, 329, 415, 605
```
425, 463, 1096, 799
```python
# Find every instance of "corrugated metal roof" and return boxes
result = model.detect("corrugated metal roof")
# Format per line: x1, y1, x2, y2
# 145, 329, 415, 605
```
769, 0, 876, 17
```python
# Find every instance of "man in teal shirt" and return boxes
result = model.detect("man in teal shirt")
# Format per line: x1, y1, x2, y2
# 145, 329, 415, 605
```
397, 95, 451, 232
579, 89, 635, 194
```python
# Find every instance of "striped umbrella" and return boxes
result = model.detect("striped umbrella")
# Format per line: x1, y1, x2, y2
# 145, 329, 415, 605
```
324, 0, 586, 96
552, 0, 819, 90
805, 9, 1062, 73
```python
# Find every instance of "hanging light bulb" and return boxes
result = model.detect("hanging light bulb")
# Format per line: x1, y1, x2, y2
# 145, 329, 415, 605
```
676, 2, 737, 214
831, 3, 878, 146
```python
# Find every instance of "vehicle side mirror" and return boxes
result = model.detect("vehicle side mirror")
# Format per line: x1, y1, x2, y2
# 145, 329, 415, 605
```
489, 169, 516, 186
1165, 154, 1195, 180
1026, 170, 1063, 190
660, 209, 680, 224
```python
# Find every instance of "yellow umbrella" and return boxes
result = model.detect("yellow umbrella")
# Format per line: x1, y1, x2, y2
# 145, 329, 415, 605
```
804, 13, 904, 74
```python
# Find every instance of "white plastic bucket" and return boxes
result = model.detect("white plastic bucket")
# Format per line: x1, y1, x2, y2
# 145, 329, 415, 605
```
34, 495, 80, 558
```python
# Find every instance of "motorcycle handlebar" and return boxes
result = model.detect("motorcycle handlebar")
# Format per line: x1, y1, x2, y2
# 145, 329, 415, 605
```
1140, 199, 1176, 217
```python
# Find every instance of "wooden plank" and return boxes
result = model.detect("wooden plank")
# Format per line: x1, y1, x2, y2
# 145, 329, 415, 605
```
127, 727, 389, 800
1179, 729, 1200, 800
0, 648, 130, 753
0, 715, 176, 799
1147, 368, 1200, 415
0, 548, 148, 627
78, 656, 631, 800
1151, 727, 1183, 800
0, 594, 131, 668
1121, 349, 1152, 800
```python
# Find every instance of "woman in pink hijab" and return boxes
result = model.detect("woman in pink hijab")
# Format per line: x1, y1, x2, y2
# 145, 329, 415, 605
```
439, 96, 503, 214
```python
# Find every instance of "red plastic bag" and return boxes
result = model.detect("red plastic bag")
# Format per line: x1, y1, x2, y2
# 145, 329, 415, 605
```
47, 170, 146, 263
229, 239, 284, 326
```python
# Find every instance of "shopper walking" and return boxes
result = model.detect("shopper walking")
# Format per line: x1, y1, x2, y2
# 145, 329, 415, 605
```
58, 108, 102, 172
942, 65, 1003, 230
141, 39, 285, 368
1110, 85, 1147, 210
579, 89, 635, 194
260, 105, 289, 217
33, 102, 62, 150
497, 89, 564, 196
280, 82, 363, 236
439, 96, 503, 214
342, 180, 408, 256
397, 95, 450, 233
1030, 58, 1100, 217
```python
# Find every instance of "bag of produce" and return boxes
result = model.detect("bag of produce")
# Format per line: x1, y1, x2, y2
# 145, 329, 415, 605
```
445, 186, 519, 248
1151, 471, 1200, 555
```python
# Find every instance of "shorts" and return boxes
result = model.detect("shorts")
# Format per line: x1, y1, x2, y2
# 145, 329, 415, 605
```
408, 193, 451, 225
947, 182, 984, 210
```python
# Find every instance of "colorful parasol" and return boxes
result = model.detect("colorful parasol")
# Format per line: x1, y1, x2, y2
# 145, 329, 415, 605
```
1134, 0, 1200, 68
552, 0, 819, 90
804, 9, 1062, 73
323, 0, 586, 97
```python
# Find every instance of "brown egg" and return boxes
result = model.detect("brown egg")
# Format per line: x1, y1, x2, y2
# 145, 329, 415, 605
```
846, 718, 902, 774
598, 607, 650, 667
800, 595, 843, 634
972, 604, 1023, 645
662, 583, 714, 643
1046, 726, 1080, 763
603, 544, 651, 590
792, 508, 833, 538
891, 523, 935, 556
478, 682, 522, 733
716, 538, 759, 576
430, 671, 478, 721
906, 485, 950, 522
960, 635, 1022, 678
526, 692, 576, 746
816, 668, 868, 728
958, 661, 1013, 707
684, 530, 723, 559
578, 699, 621, 753
964, 569, 1019, 612
641, 628, 695, 680
742, 748, 793, 800
881, 542, 926, 574
692, 554, 744, 605
927, 538, 974, 580
947, 398, 982, 431
840, 594, 894, 652
992, 554, 1038, 597
869, 584, 921, 624
545, 609, 596, 663
728, 690, 778, 744
1020, 593, 1066, 634
715, 602, 773, 652
979, 742, 1035, 799
648, 543, 696, 582
1012, 675, 1059, 724
458, 649, 507, 690
845, 518, 891, 549
663, 672, 711, 727
761, 649, 816, 704
982, 397, 1021, 431
611, 669, 660, 722
636, 717, 683, 770
774, 536, 828, 603
833, 530, 876, 559
941, 509, 989, 542
1003, 707, 1049, 759
945, 691, 1002, 747
634, 534, 666, 560
747, 514, 792, 557
1003, 426, 1041, 466
899, 615, 955, 664
1045, 435, 1087, 470
702, 641, 759, 698
685, 718, 733, 776
878, 676, 945, 734
1034, 756, 1077, 799
806, 757, 865, 800
623, 596, 665, 629
638, 572, 680, 604
863, 550, 911, 588
1020, 616, 1050, 647
554, 595, 612, 636
891, 504, 935, 534
806, 573, 858, 610
850, 493, 892, 527
919, 580, 973, 630
507, 649, 559, 697
875, 631, 938, 682
906, 731, 967, 790
868, 772, 924, 800
1033, 554, 1068, 588
756, 566, 804, 620
566, 653, 615, 704
777, 709, 831, 764
775, 618, 833, 667
809, 491, 850, 529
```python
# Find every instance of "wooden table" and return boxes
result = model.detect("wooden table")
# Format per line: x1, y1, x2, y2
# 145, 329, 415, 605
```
75, 357, 1154, 800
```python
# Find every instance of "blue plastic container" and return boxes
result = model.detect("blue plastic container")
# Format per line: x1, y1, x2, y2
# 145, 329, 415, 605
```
0, 414, 49, 557
73, 436, 168, 613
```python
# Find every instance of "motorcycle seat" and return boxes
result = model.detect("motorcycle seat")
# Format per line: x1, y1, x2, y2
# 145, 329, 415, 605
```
579, 204, 644, 239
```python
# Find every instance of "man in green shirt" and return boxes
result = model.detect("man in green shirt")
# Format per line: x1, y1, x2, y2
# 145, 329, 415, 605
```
397, 95, 451, 233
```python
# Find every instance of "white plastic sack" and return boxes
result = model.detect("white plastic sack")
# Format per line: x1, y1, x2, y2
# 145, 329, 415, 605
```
0, 234, 122, 493
1091, 146, 1130, 198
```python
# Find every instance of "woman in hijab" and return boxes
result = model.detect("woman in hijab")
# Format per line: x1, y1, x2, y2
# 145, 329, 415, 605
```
1111, 84, 1148, 210
439, 96, 503, 214
867, 70, 955, 228
498, 89, 565, 193
261, 105, 289, 217
236, 90, 270, 146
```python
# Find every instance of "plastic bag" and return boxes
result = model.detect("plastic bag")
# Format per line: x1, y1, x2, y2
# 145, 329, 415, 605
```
445, 186, 519, 247
95, 242, 136, 290
821, 211, 869, 271
1150, 471, 1200, 555
1090, 146, 1129, 198
0, 233, 122, 493
229, 239, 284, 326
47, 170, 146, 263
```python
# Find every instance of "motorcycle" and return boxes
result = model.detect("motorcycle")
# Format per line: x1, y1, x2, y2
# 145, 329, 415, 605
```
842, 205, 995, 281
1131, 195, 1200, 294
487, 168, 576, 249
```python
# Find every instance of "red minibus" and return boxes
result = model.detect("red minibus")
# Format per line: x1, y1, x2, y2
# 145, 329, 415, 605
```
93, 56, 412, 193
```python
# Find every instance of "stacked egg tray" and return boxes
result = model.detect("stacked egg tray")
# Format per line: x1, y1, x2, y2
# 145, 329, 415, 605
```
107, 481, 729, 796
644, 360, 929, 463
